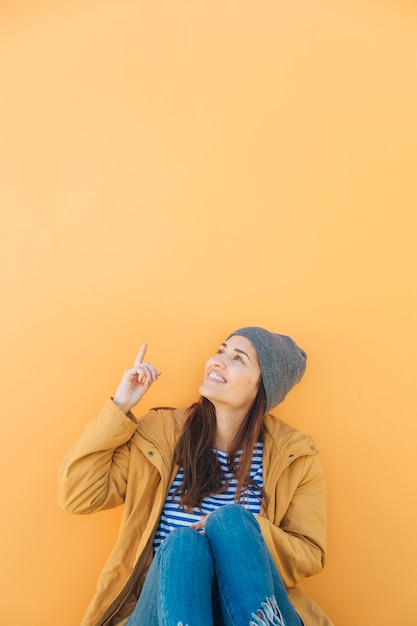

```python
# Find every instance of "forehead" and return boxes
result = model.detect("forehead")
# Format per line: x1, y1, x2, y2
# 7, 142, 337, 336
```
223, 335, 259, 361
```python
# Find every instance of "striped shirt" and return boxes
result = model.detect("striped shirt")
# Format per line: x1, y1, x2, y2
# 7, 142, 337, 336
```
153, 442, 264, 551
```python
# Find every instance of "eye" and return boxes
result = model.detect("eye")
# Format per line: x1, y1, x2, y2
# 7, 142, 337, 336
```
233, 354, 243, 363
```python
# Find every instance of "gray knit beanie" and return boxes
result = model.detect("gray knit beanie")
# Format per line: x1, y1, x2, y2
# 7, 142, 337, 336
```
227, 327, 307, 414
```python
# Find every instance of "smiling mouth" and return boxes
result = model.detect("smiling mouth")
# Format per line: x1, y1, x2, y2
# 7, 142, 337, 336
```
207, 371, 227, 383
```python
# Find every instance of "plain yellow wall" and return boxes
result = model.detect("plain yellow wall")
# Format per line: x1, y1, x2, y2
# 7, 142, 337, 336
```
1, 1, 416, 624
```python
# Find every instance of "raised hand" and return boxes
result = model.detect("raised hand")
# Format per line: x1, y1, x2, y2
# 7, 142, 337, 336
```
113, 343, 161, 414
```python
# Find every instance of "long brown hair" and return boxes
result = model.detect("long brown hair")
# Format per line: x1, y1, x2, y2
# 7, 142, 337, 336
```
173, 381, 267, 512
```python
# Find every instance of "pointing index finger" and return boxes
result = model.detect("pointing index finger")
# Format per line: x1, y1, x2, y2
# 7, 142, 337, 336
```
134, 343, 147, 368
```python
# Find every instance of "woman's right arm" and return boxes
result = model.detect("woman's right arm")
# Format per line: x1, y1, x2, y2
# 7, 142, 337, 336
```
57, 344, 161, 514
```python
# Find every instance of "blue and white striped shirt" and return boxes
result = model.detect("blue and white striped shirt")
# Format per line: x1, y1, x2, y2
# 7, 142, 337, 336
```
153, 442, 263, 551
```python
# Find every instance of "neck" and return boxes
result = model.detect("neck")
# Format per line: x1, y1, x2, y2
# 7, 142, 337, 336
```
213, 404, 245, 452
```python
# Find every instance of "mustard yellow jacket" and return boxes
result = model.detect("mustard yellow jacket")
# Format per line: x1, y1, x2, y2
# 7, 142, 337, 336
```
58, 399, 333, 626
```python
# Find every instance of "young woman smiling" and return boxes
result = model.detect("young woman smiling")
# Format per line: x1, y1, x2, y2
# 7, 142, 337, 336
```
58, 327, 333, 626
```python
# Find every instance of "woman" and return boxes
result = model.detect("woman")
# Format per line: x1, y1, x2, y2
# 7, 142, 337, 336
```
58, 327, 333, 626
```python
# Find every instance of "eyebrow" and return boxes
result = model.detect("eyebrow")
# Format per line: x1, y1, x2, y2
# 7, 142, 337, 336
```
220, 342, 252, 362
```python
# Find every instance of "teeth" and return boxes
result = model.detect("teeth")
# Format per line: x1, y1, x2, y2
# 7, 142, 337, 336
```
208, 372, 226, 383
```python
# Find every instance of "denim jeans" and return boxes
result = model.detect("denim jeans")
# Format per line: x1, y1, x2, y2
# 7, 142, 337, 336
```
127, 504, 302, 626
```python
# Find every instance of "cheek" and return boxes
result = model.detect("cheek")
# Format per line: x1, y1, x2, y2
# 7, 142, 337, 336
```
249, 374, 261, 397
241, 374, 259, 395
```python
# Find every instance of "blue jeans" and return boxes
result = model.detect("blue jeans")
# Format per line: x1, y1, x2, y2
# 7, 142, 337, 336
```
127, 504, 302, 626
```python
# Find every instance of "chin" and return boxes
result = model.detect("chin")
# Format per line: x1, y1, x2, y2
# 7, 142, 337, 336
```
199, 382, 218, 403
199, 382, 211, 398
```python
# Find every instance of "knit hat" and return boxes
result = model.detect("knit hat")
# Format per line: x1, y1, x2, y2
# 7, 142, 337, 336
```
227, 326, 307, 414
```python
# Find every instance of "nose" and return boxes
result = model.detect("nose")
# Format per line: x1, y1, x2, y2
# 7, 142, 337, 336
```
211, 353, 226, 369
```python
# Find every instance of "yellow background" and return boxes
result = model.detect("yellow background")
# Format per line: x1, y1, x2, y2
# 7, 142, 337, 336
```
1, 1, 416, 624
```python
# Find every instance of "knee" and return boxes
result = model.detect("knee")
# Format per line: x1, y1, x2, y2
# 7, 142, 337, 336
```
206, 504, 259, 533
209, 503, 246, 523
159, 526, 209, 559
164, 526, 195, 541
158, 526, 214, 575
162, 525, 202, 549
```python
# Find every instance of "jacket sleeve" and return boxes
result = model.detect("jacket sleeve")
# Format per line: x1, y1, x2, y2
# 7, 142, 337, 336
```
255, 454, 327, 588
57, 399, 139, 514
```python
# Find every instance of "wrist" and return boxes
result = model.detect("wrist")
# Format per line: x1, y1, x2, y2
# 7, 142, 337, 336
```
112, 397, 132, 415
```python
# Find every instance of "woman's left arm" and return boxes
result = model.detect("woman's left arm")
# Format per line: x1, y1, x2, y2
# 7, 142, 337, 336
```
255, 454, 327, 588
